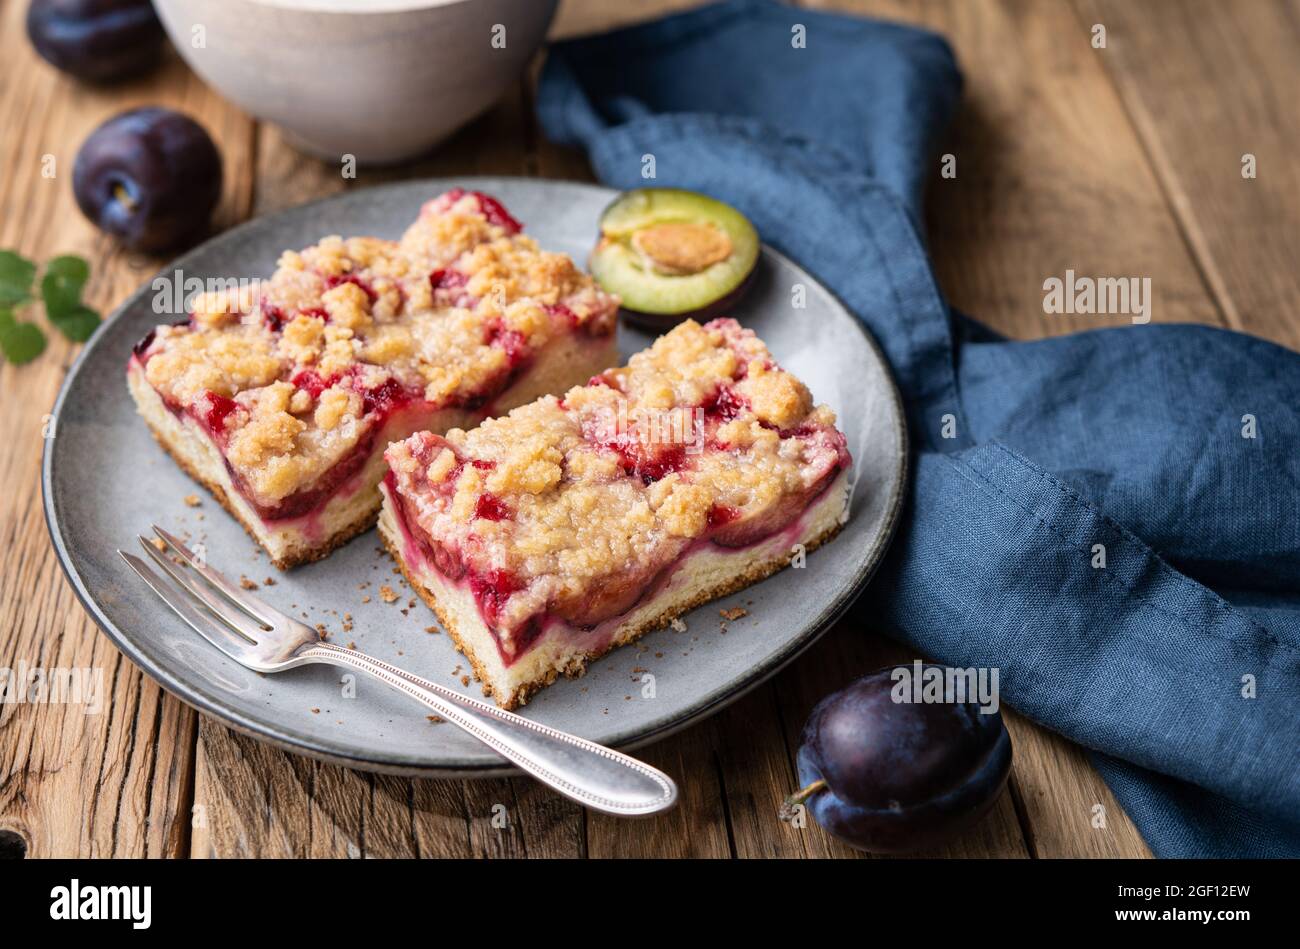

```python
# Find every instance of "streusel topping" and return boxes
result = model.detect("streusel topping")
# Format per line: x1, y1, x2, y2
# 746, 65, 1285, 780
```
133, 190, 618, 506
385, 318, 851, 647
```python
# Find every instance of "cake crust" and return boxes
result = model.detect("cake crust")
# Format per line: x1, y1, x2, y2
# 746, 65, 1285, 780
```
148, 422, 380, 570
381, 510, 845, 709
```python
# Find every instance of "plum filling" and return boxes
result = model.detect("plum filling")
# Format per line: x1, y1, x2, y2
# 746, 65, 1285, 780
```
132, 329, 156, 358
469, 569, 524, 630
167, 373, 428, 522
589, 429, 688, 485
546, 302, 578, 327
264, 300, 337, 333
202, 392, 240, 434
429, 267, 468, 295
707, 455, 844, 548
131, 319, 190, 359
324, 272, 378, 303
290, 368, 332, 399
474, 493, 510, 521
248, 379, 423, 521
386, 471, 450, 573
708, 504, 741, 528
441, 322, 537, 413
485, 320, 531, 370
261, 300, 288, 333
245, 429, 380, 521
362, 377, 415, 416
475, 194, 523, 234
546, 302, 600, 338
384, 471, 538, 662
704, 384, 747, 422
440, 188, 522, 234
579, 407, 689, 484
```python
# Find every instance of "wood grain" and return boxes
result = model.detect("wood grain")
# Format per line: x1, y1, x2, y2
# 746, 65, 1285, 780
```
0, 1, 253, 856
551, 0, 707, 39
809, 0, 1224, 335
1074, 0, 1300, 345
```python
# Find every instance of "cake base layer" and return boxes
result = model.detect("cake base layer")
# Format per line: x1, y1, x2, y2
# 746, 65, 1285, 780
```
379, 468, 850, 709
128, 331, 616, 568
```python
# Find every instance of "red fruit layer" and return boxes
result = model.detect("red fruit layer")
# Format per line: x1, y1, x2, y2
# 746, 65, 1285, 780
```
243, 426, 381, 521
386, 458, 848, 668
324, 272, 378, 303
485, 320, 532, 370
261, 300, 288, 333
436, 187, 522, 234
156, 370, 428, 522
474, 493, 511, 521
202, 392, 240, 434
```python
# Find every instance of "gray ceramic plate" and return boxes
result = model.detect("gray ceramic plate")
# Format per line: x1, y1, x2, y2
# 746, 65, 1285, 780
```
43, 178, 907, 776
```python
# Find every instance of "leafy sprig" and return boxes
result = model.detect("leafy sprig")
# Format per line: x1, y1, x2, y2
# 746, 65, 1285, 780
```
0, 249, 101, 365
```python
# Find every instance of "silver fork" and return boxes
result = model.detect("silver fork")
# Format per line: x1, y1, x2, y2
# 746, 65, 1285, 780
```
119, 526, 677, 816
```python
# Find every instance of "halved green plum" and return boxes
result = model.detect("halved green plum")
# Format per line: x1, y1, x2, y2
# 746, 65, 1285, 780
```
590, 189, 760, 329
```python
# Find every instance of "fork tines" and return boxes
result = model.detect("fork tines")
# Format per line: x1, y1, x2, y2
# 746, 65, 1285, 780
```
118, 525, 281, 661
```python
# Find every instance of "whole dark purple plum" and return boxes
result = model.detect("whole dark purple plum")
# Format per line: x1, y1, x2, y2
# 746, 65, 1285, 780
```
783, 664, 1012, 853
27, 0, 166, 83
73, 108, 222, 252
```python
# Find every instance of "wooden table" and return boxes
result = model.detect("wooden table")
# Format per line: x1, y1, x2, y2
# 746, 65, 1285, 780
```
2, 0, 1296, 859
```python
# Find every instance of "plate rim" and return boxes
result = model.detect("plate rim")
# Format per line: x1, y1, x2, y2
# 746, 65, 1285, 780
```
41, 176, 909, 777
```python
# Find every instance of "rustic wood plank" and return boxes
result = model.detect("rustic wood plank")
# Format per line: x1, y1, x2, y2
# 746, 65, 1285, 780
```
1001, 708, 1149, 858
552, 0, 706, 40
193, 727, 586, 859
1074, 0, 1300, 346
586, 716, 735, 858
0, 3, 254, 856
713, 683, 833, 858
805, 0, 1223, 336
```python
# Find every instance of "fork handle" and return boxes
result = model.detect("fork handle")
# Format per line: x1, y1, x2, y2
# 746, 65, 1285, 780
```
300, 642, 678, 816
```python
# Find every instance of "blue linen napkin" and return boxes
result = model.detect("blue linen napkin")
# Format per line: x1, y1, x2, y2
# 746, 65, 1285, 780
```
538, 0, 1300, 858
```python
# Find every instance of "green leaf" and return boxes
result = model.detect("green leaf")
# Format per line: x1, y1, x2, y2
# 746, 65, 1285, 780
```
0, 308, 48, 364
41, 254, 93, 317
45, 254, 90, 285
0, 250, 37, 306
48, 303, 101, 342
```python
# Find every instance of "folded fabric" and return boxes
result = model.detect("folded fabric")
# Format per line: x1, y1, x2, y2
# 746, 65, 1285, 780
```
539, 0, 1300, 857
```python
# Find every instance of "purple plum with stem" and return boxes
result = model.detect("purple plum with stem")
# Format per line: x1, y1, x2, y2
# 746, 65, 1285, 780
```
781, 664, 1012, 852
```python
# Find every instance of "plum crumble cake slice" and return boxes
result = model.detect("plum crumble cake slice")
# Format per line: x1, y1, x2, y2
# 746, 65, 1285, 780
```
379, 317, 852, 709
128, 189, 619, 567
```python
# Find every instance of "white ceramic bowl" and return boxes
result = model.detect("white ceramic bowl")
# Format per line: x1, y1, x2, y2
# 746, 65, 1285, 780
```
153, 0, 558, 164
